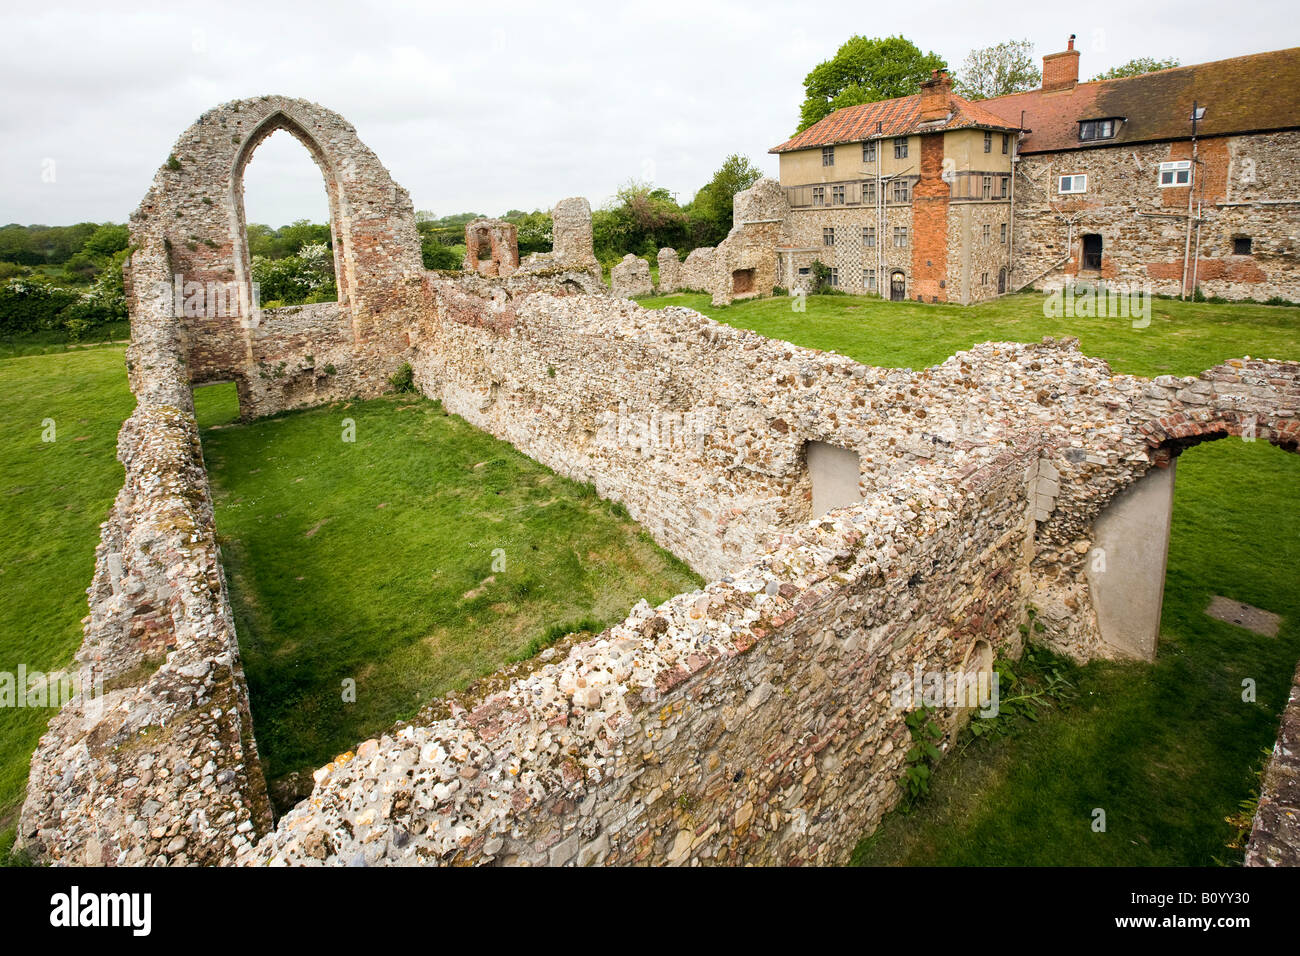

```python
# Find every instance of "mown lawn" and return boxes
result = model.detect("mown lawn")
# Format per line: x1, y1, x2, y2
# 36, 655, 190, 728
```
635, 290, 1300, 866
638, 291, 1300, 378
0, 348, 135, 853
197, 388, 701, 806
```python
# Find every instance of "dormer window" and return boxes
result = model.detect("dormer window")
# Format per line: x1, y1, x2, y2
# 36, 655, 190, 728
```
1079, 118, 1120, 142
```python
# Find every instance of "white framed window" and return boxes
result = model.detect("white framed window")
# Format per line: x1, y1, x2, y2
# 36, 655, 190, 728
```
1058, 174, 1087, 194
863, 268, 876, 290
863, 141, 876, 163
1158, 160, 1191, 187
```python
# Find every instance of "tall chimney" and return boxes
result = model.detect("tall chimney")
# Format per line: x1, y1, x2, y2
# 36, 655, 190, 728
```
919, 69, 952, 124
1042, 34, 1080, 91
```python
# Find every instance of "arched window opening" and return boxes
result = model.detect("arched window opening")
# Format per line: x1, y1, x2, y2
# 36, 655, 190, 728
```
238, 127, 341, 309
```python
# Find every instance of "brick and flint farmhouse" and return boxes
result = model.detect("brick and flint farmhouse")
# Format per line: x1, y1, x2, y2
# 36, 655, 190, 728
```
692, 38, 1300, 306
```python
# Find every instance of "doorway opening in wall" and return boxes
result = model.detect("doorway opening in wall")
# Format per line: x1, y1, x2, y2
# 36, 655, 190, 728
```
890, 271, 906, 301
1081, 234, 1103, 272
997, 268, 1007, 294
238, 127, 340, 309
192, 381, 240, 428
732, 268, 755, 295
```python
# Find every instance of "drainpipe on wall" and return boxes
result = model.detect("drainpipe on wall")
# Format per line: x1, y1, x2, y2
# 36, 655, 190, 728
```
876, 122, 883, 297
1180, 100, 1200, 299
1008, 133, 1017, 292
1190, 200, 1203, 296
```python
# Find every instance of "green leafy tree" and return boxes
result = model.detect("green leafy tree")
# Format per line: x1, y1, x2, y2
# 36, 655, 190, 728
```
504, 209, 553, 256
954, 39, 1041, 100
252, 240, 336, 305
1091, 56, 1180, 81
595, 182, 688, 260
797, 35, 946, 133
686, 154, 763, 246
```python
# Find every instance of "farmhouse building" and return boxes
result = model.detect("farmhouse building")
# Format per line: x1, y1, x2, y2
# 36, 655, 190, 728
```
730, 39, 1300, 306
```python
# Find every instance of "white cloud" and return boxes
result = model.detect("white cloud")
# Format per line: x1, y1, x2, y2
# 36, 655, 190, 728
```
0, 0, 1295, 225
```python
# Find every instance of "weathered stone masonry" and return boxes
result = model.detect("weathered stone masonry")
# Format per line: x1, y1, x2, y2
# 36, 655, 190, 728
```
17, 95, 1300, 867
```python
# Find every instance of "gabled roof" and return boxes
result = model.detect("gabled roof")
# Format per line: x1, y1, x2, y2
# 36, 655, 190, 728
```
979, 47, 1300, 154
769, 92, 1021, 154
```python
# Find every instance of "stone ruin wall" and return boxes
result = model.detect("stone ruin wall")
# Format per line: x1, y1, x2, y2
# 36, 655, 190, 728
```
131, 95, 427, 421
1246, 657, 1300, 866
19, 236, 274, 865
17, 96, 1300, 867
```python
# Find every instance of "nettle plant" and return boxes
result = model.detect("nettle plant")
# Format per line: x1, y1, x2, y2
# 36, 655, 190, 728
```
901, 706, 944, 811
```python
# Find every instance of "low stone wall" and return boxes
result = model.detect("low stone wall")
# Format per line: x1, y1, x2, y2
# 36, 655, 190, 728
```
610, 254, 652, 298
1246, 659, 1300, 866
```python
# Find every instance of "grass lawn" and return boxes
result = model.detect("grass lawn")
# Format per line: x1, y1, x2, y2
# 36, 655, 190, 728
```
637, 291, 1300, 378
0, 348, 135, 852
197, 389, 701, 807
1, 321, 131, 359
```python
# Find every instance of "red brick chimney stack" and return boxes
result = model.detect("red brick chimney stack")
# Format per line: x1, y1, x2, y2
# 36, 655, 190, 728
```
919, 68, 952, 123
1042, 34, 1081, 91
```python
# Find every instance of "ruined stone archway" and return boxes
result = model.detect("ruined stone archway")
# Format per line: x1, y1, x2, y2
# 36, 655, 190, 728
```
126, 95, 425, 418
229, 112, 350, 310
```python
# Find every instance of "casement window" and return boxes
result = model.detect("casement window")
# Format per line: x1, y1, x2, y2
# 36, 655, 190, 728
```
863, 226, 876, 248
1000, 222, 1008, 243
982, 224, 991, 241
1079, 118, 1119, 141
894, 137, 908, 159
1000, 176, 1009, 198
891, 179, 910, 203
1002, 133, 1010, 154
822, 146, 835, 166
812, 185, 826, 205
823, 227, 835, 246
1234, 236, 1253, 255
832, 184, 846, 204
984, 131, 992, 153
893, 226, 908, 248
862, 180, 876, 203
1058, 174, 1087, 194
1158, 160, 1191, 187
982, 176, 992, 199
863, 141, 876, 163
829, 267, 840, 286
863, 268, 876, 290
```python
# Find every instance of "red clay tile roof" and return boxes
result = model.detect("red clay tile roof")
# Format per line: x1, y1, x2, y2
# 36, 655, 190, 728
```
769, 92, 1021, 153
979, 47, 1300, 154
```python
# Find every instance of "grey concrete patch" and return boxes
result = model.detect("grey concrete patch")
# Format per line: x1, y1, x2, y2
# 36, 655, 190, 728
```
1206, 596, 1282, 637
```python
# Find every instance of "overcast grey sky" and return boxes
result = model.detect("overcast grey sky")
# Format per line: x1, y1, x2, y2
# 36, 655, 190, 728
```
3, 0, 1297, 227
